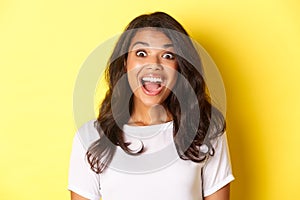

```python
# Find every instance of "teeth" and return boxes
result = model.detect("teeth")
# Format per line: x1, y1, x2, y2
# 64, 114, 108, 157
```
142, 77, 162, 83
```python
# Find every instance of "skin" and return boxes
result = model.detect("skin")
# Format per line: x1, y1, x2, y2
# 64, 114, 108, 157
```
204, 184, 231, 200
126, 29, 178, 126
70, 192, 88, 200
70, 29, 231, 200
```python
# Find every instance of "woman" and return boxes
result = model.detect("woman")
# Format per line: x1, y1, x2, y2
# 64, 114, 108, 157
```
68, 11, 234, 200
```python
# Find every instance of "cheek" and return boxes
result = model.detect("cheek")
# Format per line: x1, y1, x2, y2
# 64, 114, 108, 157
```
170, 71, 178, 86
126, 67, 141, 92
165, 60, 178, 71
167, 61, 178, 75
126, 54, 141, 71
165, 68, 178, 90
172, 62, 178, 70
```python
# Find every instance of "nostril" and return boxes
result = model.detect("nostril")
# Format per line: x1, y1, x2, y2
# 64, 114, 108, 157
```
155, 64, 163, 70
145, 64, 163, 71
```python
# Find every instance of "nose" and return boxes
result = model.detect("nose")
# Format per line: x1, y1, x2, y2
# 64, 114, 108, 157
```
145, 54, 163, 70
146, 64, 163, 71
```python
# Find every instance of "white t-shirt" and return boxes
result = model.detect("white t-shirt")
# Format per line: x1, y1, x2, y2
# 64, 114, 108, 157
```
68, 120, 234, 200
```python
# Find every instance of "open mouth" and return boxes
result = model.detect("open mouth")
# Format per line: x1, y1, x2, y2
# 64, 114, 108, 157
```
140, 76, 164, 96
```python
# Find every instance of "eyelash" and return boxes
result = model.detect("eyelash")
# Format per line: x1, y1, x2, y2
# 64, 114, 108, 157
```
135, 50, 175, 60
162, 52, 175, 60
136, 50, 147, 57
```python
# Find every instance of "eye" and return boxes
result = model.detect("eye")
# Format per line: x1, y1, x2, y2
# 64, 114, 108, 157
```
162, 52, 175, 60
136, 50, 147, 57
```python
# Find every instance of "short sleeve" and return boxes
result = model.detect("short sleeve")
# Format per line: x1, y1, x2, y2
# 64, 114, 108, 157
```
202, 132, 235, 197
68, 128, 101, 200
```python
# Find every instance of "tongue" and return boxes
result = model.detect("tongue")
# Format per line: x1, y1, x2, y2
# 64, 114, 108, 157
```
144, 82, 160, 92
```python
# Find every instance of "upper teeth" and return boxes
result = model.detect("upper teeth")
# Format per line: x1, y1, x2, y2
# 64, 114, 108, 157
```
142, 77, 162, 83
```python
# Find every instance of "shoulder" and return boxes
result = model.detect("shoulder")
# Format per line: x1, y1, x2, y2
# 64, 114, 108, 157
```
75, 119, 100, 150
202, 132, 234, 197
211, 132, 228, 152
68, 120, 102, 199
205, 132, 231, 169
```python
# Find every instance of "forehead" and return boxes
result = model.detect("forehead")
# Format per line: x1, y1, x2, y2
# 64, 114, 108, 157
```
129, 28, 173, 49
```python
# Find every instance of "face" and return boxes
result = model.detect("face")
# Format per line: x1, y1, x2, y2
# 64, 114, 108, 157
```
126, 29, 178, 108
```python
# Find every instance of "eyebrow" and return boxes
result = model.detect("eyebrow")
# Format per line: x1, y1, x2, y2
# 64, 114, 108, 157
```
131, 41, 174, 50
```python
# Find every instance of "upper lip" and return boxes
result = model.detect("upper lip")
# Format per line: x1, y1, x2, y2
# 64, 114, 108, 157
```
139, 73, 165, 85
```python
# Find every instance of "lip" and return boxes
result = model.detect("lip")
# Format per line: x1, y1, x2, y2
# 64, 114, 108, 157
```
139, 73, 166, 85
139, 73, 166, 96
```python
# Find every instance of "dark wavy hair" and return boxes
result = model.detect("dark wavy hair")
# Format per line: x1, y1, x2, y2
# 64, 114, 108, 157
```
87, 12, 226, 173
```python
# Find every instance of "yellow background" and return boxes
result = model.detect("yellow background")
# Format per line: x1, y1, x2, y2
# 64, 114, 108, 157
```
1, 0, 300, 199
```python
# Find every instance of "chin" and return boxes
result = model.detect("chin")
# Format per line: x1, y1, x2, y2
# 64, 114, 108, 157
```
134, 89, 170, 108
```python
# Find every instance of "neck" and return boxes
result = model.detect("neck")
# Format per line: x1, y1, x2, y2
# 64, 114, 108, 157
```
128, 102, 172, 126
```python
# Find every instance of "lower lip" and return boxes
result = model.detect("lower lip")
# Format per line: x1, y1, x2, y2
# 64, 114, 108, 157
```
141, 84, 164, 96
